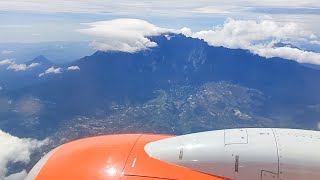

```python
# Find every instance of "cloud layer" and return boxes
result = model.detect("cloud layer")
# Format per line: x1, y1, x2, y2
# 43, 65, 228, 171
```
0, 0, 319, 16
188, 18, 316, 49
0, 130, 49, 180
1, 0, 319, 44
81, 18, 320, 65
79, 19, 173, 53
183, 18, 320, 64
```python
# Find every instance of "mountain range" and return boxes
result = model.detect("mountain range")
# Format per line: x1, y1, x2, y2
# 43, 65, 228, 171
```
0, 55, 54, 91
1, 34, 320, 142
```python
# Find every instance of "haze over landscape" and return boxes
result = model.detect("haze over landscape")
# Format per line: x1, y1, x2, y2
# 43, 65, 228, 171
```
0, 0, 320, 179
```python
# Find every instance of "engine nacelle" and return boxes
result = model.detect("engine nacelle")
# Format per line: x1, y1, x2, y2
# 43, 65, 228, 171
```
145, 128, 320, 180
27, 128, 320, 180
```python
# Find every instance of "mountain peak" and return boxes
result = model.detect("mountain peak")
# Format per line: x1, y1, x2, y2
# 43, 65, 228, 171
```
33, 55, 48, 62
28, 55, 52, 65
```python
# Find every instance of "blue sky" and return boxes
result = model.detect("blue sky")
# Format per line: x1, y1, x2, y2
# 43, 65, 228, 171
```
0, 0, 320, 65
0, 0, 320, 43
0, 11, 227, 43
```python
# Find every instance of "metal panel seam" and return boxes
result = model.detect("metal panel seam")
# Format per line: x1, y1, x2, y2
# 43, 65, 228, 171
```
121, 134, 144, 179
271, 128, 280, 176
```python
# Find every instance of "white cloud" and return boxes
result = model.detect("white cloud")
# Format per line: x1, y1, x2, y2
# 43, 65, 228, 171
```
180, 27, 193, 37
1, 1, 320, 44
164, 34, 174, 41
250, 45, 320, 64
1, 50, 14, 55
7, 64, 28, 71
0, 59, 14, 66
39, 67, 62, 77
28, 63, 40, 68
183, 18, 320, 65
0, 130, 49, 180
189, 18, 315, 49
1, 59, 40, 71
45, 67, 62, 74
7, 62, 40, 71
67, 66, 80, 71
81, 18, 320, 64
79, 19, 173, 53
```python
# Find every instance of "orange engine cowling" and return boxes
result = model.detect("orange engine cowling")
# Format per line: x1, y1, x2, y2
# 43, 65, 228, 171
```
27, 134, 229, 180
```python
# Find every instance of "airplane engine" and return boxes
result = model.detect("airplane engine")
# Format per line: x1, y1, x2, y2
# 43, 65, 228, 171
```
27, 128, 320, 180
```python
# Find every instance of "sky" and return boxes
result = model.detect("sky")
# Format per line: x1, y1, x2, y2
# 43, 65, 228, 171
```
0, 1, 319, 59
0, 1, 320, 64
0, 0, 320, 43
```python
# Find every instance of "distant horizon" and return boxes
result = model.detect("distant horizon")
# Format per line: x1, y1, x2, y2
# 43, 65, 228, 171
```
1, 1, 320, 64
1, 1, 320, 43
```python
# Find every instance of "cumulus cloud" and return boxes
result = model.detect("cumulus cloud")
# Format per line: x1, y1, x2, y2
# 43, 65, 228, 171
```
180, 27, 193, 37
7, 63, 40, 71
7, 64, 28, 71
39, 67, 62, 77
0, 130, 49, 180
250, 44, 320, 64
67, 66, 80, 71
28, 63, 40, 68
188, 18, 316, 49
79, 19, 174, 53
0, 59, 14, 66
81, 18, 320, 64
0, 59, 40, 71
183, 18, 320, 65
1, 50, 14, 55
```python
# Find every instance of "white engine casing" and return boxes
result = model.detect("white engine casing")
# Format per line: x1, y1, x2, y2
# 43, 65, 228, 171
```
145, 128, 320, 180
